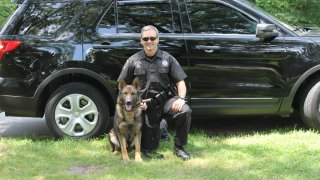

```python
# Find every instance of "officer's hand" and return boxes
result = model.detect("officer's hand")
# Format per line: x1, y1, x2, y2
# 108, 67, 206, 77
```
140, 102, 148, 111
172, 98, 185, 112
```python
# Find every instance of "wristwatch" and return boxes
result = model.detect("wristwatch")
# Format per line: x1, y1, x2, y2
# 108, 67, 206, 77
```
178, 96, 186, 100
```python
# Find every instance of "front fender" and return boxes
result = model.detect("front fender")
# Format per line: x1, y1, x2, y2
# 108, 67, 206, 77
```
279, 64, 320, 115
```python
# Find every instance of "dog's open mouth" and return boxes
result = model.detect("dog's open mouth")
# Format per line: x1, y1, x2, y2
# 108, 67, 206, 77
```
125, 104, 133, 111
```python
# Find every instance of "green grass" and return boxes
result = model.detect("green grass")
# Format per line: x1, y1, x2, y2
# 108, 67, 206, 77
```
1, 127, 320, 179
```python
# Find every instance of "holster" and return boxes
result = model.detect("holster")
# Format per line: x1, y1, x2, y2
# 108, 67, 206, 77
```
145, 84, 176, 109
146, 91, 167, 109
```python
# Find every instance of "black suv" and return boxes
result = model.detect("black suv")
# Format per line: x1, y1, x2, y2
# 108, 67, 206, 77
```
1, 0, 320, 138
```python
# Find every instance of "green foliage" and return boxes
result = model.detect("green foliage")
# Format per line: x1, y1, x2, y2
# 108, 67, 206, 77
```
248, 0, 320, 27
0, 0, 319, 29
288, 0, 320, 26
0, 0, 16, 27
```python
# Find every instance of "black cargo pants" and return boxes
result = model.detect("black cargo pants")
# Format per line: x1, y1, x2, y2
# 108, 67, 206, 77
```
141, 97, 192, 150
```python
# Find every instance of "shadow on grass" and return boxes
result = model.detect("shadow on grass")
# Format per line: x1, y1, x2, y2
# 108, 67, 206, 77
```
0, 113, 308, 140
177, 115, 306, 138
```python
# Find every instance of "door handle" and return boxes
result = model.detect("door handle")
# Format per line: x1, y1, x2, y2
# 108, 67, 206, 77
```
195, 45, 220, 53
93, 42, 115, 49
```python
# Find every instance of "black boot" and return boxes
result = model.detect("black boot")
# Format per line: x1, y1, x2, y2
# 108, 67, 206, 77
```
174, 145, 191, 161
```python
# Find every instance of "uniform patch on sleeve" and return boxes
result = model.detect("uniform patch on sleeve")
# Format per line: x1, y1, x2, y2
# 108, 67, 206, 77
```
134, 61, 142, 68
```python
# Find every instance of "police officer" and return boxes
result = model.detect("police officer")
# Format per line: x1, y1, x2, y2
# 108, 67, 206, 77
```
117, 25, 192, 160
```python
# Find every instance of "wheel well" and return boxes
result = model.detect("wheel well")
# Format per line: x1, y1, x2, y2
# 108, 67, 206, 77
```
292, 72, 320, 112
37, 73, 116, 117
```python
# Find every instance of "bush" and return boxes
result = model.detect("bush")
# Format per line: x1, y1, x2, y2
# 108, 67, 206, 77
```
248, 0, 320, 27
0, 0, 319, 30
0, 1, 16, 28
288, 0, 320, 26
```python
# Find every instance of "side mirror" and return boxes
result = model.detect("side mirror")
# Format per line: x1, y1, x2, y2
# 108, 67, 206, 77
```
256, 24, 279, 39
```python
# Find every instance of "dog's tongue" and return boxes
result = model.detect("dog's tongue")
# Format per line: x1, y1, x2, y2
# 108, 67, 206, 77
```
125, 105, 132, 111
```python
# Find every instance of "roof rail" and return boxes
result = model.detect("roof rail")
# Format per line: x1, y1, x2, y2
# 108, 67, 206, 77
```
117, 0, 170, 5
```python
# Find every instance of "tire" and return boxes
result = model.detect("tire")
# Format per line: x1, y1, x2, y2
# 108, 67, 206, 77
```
45, 82, 109, 139
300, 80, 320, 130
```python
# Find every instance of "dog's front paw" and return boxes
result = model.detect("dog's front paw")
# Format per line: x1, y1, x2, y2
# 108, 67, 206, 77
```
135, 156, 143, 162
113, 150, 119, 155
123, 156, 130, 162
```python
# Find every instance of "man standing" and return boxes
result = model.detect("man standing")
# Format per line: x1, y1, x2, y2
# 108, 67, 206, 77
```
118, 25, 191, 160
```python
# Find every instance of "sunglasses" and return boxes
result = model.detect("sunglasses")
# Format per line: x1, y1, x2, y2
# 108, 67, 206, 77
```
141, 36, 158, 42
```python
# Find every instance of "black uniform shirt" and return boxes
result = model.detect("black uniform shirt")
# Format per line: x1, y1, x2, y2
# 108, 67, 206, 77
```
118, 49, 187, 99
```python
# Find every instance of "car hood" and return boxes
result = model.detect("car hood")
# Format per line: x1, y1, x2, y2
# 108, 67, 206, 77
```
300, 27, 320, 37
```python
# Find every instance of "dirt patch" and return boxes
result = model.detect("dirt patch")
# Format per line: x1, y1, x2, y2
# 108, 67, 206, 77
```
34, 176, 45, 180
68, 165, 105, 175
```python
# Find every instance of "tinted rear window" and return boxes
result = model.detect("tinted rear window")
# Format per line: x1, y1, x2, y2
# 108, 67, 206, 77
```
188, 2, 257, 34
2, 2, 83, 37
98, 2, 179, 34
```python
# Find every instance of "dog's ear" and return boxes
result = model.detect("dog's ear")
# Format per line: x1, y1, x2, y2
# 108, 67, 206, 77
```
118, 80, 126, 90
132, 78, 140, 89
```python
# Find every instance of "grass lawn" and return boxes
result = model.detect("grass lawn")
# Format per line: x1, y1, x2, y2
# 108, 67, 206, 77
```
0, 117, 320, 179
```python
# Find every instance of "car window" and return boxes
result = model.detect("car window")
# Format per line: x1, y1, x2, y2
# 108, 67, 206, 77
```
187, 2, 257, 34
13, 2, 82, 36
97, 3, 117, 34
98, 2, 179, 34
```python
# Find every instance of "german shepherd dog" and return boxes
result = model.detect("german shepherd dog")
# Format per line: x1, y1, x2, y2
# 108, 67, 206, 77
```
108, 78, 143, 162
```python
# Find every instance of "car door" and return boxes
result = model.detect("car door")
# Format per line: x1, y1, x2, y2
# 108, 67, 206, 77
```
85, 0, 188, 91
183, 1, 289, 116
